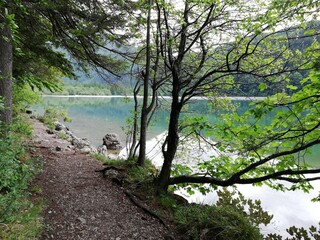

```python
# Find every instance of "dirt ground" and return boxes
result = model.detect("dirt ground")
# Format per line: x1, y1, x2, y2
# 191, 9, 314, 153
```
30, 119, 178, 240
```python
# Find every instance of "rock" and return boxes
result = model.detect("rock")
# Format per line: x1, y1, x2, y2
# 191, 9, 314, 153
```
97, 145, 108, 157
56, 146, 62, 151
46, 129, 54, 135
71, 137, 90, 149
52, 121, 97, 153
77, 217, 86, 224
102, 133, 123, 150
55, 122, 65, 131
80, 147, 92, 153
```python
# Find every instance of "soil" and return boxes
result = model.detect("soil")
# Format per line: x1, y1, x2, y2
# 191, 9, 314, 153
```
29, 119, 180, 240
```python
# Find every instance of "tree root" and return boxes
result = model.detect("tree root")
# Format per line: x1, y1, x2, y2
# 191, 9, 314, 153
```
95, 165, 125, 178
124, 190, 169, 229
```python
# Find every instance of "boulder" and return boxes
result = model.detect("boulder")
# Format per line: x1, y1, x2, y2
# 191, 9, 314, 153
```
102, 133, 123, 150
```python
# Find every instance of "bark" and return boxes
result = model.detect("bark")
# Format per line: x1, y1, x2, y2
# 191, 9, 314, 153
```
156, 3, 188, 193
157, 70, 182, 193
137, 0, 152, 166
0, 2, 13, 124
128, 81, 141, 159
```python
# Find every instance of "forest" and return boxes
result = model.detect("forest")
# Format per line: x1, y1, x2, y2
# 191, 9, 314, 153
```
1, 0, 320, 239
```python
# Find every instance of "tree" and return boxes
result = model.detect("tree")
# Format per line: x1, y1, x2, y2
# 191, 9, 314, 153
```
0, 0, 136, 124
137, 0, 153, 166
126, 0, 167, 163
150, 0, 320, 192
0, 0, 13, 123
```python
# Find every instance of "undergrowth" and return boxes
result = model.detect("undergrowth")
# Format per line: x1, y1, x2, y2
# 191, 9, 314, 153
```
0, 114, 42, 239
37, 107, 71, 130
92, 155, 320, 240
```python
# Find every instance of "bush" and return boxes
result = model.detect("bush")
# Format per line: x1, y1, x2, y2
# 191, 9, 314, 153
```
173, 188, 275, 240
175, 203, 262, 240
37, 106, 71, 129
0, 119, 39, 222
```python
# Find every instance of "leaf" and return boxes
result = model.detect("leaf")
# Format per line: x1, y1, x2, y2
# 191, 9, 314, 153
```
259, 82, 267, 92
286, 85, 298, 90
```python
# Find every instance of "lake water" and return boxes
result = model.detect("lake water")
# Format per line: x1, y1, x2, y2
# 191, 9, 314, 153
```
35, 95, 320, 237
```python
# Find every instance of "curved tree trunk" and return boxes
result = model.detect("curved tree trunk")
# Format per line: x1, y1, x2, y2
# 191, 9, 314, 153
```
157, 71, 182, 193
0, 2, 13, 124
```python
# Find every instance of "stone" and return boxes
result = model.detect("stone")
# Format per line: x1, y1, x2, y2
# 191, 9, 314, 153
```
56, 146, 62, 151
102, 133, 123, 150
54, 122, 65, 131
97, 145, 108, 157
80, 147, 92, 153
46, 129, 54, 135
71, 137, 89, 149
77, 217, 86, 224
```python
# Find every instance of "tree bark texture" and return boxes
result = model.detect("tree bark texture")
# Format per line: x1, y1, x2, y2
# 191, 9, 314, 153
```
157, 69, 182, 193
137, 0, 152, 166
0, 3, 13, 124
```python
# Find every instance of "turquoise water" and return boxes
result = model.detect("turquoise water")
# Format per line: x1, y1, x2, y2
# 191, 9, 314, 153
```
35, 96, 319, 167
35, 96, 320, 236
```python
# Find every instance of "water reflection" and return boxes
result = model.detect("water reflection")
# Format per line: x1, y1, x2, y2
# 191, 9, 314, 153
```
36, 96, 320, 237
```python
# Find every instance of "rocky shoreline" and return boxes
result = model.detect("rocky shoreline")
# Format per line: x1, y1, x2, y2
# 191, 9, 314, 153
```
50, 121, 124, 157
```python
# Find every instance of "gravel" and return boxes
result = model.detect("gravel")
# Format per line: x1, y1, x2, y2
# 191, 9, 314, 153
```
30, 120, 177, 240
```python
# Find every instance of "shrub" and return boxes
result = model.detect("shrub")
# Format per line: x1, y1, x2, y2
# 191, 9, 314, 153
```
0, 119, 39, 222
173, 187, 275, 240
175, 203, 262, 240
37, 106, 71, 129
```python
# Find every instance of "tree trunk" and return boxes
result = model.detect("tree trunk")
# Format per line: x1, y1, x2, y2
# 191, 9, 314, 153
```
157, 72, 182, 193
128, 82, 141, 159
137, 0, 152, 166
0, 2, 13, 124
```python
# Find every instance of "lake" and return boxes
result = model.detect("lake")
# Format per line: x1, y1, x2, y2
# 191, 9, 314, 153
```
35, 95, 320, 237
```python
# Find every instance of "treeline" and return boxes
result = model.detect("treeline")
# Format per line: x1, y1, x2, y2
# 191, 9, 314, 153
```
43, 82, 131, 96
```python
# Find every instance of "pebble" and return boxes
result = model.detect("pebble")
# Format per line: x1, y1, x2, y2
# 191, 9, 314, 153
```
77, 217, 87, 224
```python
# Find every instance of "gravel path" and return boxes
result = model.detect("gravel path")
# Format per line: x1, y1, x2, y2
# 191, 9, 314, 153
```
30, 119, 175, 240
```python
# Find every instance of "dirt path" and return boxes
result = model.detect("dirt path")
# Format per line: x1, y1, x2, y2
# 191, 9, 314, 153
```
30, 119, 175, 240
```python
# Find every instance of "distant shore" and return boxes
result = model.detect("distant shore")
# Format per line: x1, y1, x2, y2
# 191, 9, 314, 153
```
42, 94, 266, 101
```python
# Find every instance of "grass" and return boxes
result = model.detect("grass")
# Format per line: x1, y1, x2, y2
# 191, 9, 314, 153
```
0, 200, 43, 240
0, 116, 43, 240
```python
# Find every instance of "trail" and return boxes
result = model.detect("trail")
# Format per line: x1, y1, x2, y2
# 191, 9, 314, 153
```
30, 119, 175, 240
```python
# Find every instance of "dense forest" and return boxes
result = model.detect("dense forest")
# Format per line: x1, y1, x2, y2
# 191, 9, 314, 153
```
1, 0, 320, 239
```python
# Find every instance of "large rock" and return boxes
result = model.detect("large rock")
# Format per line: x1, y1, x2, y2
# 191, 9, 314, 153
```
102, 133, 123, 150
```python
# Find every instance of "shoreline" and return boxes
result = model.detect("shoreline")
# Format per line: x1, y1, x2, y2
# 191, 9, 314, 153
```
41, 94, 266, 101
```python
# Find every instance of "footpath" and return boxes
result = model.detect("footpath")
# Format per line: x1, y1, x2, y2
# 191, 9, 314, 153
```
30, 119, 176, 240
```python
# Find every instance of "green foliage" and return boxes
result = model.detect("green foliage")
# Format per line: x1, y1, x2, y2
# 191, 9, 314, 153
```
37, 107, 71, 130
286, 224, 320, 240
91, 153, 126, 167
126, 158, 157, 182
13, 83, 41, 114
216, 188, 273, 227
92, 154, 157, 182
173, 188, 277, 240
175, 203, 262, 240
172, 63, 320, 193
264, 223, 320, 240
0, 118, 41, 231
0, 200, 43, 240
